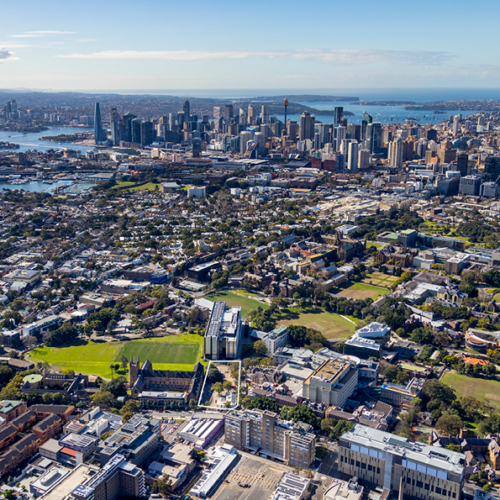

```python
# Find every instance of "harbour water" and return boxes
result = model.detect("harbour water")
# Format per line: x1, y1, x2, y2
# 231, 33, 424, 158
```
0, 127, 95, 154
0, 180, 95, 194
276, 102, 477, 126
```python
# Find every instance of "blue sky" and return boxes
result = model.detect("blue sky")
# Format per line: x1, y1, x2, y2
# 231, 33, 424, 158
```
1, 0, 499, 90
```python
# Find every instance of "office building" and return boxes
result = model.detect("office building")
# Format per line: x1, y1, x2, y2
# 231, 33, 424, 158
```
224, 103, 234, 121
204, 301, 242, 359
365, 122, 382, 153
140, 120, 154, 147
287, 121, 298, 141
336, 126, 346, 151
388, 139, 404, 168
459, 175, 481, 196
334, 107, 343, 125
94, 102, 103, 144
303, 358, 358, 408
480, 181, 499, 198
456, 152, 469, 176
299, 112, 314, 141
225, 409, 316, 468
131, 118, 142, 144
361, 112, 373, 140
109, 107, 120, 146
347, 142, 359, 171
123, 112, 136, 143
240, 131, 252, 154
338, 424, 465, 500
261, 104, 270, 124
183, 99, 190, 120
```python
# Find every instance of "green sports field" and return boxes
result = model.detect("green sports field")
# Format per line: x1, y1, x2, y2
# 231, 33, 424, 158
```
337, 282, 390, 300
279, 310, 356, 340
205, 290, 269, 318
441, 372, 500, 407
27, 335, 203, 379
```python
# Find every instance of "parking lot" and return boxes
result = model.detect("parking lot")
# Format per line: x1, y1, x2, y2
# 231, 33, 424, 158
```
213, 457, 286, 500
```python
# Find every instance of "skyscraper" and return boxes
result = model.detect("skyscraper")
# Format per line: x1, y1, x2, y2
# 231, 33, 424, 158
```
224, 104, 234, 121
110, 108, 120, 146
299, 112, 314, 141
248, 105, 256, 125
261, 105, 270, 125
388, 139, 404, 168
361, 112, 373, 140
183, 99, 190, 120
140, 120, 154, 147
334, 107, 343, 125
123, 112, 137, 143
336, 126, 347, 151
365, 122, 382, 153
131, 118, 142, 144
348, 142, 359, 171
452, 115, 460, 136
94, 102, 103, 145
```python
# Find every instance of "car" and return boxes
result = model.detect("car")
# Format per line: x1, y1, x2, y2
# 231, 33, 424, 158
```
151, 495, 161, 498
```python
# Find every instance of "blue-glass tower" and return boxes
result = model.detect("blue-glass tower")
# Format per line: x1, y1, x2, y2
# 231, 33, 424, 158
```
94, 102, 103, 144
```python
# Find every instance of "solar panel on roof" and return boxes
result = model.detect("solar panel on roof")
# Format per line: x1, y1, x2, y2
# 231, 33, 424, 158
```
388, 437, 413, 449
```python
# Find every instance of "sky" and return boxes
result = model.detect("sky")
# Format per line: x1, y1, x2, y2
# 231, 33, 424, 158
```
1, 0, 499, 92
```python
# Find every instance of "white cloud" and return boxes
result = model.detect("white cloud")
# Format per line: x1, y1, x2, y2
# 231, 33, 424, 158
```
58, 48, 451, 66
10, 30, 76, 38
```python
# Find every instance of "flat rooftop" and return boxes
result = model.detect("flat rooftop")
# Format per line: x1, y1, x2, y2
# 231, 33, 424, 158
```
342, 424, 465, 475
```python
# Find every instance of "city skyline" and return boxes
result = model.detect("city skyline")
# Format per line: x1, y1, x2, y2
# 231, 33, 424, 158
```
1, 0, 499, 91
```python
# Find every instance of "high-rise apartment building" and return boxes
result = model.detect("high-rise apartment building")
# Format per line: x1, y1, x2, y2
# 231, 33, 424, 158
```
94, 102, 103, 145
224, 104, 234, 121
388, 139, 404, 168
225, 409, 316, 468
338, 424, 465, 500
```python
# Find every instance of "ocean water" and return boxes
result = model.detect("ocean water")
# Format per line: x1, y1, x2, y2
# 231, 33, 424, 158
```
74, 87, 500, 102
